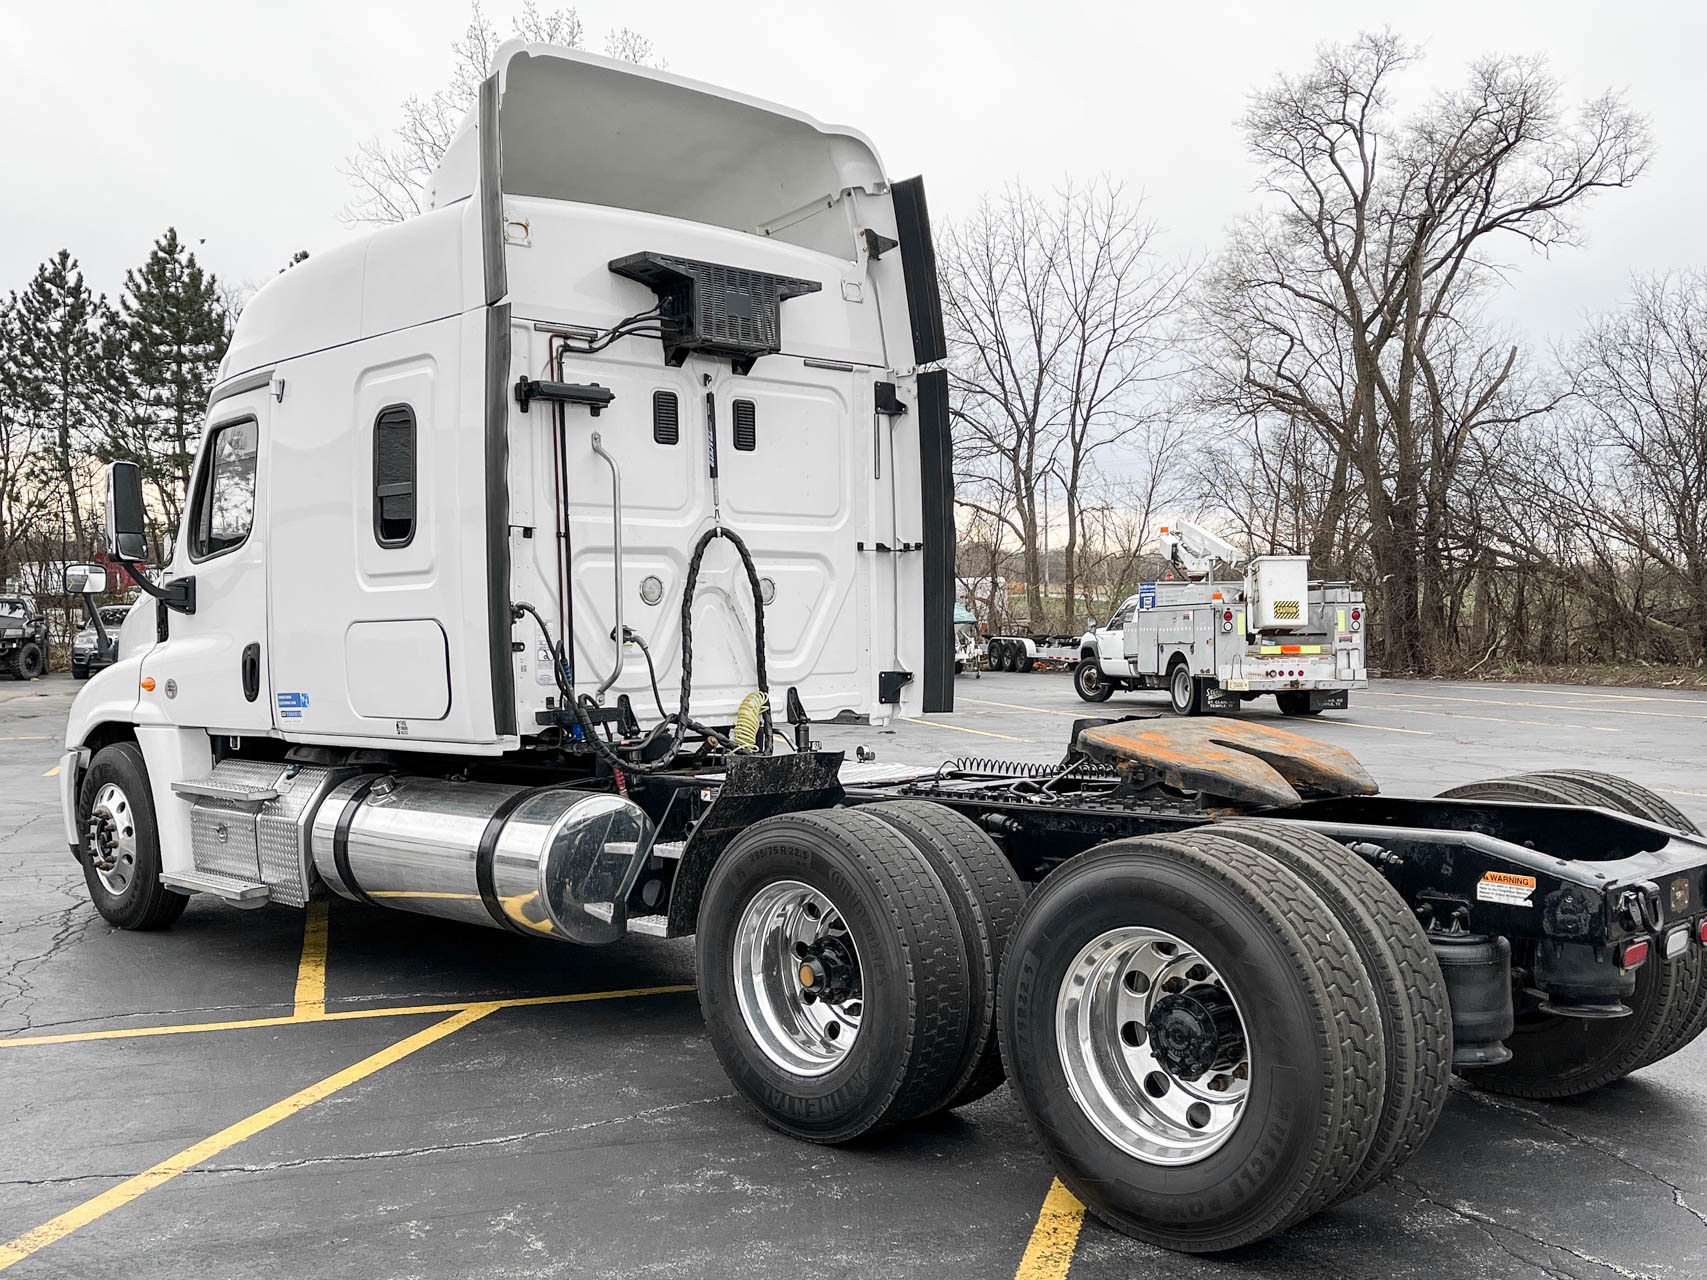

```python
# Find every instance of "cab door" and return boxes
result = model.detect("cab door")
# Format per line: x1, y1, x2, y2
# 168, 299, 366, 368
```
1098, 597, 1137, 675
147, 390, 273, 735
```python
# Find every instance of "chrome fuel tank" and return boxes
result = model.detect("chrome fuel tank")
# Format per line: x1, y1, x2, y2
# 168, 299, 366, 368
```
310, 775, 652, 944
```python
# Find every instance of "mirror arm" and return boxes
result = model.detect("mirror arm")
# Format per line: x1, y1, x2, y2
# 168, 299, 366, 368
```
120, 563, 196, 615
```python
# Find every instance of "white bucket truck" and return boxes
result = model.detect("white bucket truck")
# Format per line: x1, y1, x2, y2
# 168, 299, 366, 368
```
1073, 522, 1369, 713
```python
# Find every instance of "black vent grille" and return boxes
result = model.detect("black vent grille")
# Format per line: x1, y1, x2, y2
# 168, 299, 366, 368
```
608, 252, 822, 374
653, 390, 679, 444
732, 399, 756, 452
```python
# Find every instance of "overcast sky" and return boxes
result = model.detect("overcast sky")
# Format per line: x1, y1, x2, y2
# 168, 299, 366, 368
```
3, 0, 1701, 350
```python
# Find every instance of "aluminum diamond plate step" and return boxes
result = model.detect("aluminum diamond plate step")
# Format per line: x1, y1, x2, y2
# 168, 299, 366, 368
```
161, 869, 270, 903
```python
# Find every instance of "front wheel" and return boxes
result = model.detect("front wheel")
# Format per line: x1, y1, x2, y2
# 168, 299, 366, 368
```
77, 743, 189, 930
13, 641, 44, 679
1075, 657, 1114, 702
999, 833, 1384, 1251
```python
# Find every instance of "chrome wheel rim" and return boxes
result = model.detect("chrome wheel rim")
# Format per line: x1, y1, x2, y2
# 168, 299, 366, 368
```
1056, 926, 1251, 1166
1079, 663, 1100, 694
733, 880, 863, 1077
87, 781, 139, 896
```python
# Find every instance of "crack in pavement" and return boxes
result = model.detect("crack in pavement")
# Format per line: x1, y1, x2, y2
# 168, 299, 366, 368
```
0, 1094, 737, 1190
1458, 1084, 1707, 1233
1390, 1172, 1662, 1280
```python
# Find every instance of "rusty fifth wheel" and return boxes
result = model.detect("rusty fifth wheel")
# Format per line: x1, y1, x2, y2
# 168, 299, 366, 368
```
999, 832, 1386, 1252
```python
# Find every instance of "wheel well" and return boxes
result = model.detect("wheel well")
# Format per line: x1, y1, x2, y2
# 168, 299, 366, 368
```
80, 721, 139, 757
1165, 652, 1188, 672
1080, 647, 1097, 661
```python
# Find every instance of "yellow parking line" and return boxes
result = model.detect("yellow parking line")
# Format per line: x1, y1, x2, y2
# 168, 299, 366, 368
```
42, 765, 59, 777
1014, 1178, 1085, 1279
901, 716, 1030, 743
292, 902, 329, 1019
0, 984, 698, 1050
0, 1004, 497, 1273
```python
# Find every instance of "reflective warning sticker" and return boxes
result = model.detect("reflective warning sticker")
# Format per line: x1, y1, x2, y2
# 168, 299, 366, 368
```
1477, 871, 1536, 907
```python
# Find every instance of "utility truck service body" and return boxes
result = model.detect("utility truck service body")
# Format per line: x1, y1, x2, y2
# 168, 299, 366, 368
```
56, 45, 1707, 1256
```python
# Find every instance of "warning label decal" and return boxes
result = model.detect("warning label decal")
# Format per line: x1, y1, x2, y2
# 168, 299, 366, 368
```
1477, 870, 1536, 907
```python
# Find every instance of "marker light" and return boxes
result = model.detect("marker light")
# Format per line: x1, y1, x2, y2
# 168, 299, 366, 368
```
1620, 939, 1651, 971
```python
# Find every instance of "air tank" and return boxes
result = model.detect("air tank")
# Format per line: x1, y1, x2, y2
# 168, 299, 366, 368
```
310, 774, 653, 945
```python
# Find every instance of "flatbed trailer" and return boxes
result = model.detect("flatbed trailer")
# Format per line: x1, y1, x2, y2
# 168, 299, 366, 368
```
49, 42, 1707, 1262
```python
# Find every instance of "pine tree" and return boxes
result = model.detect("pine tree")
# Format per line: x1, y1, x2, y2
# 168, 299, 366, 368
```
116, 229, 229, 550
0, 293, 54, 587
11, 251, 115, 553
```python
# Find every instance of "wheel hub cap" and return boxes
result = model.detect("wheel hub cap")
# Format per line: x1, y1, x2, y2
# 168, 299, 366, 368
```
1056, 926, 1252, 1165
1146, 984, 1244, 1081
85, 782, 138, 896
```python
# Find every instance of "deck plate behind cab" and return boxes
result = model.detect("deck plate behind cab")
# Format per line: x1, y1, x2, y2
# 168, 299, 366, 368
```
1075, 716, 1378, 808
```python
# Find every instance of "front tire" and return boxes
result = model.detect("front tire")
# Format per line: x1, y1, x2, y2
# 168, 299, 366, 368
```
14, 641, 44, 679
1075, 657, 1114, 703
77, 743, 189, 930
696, 809, 973, 1142
999, 833, 1384, 1251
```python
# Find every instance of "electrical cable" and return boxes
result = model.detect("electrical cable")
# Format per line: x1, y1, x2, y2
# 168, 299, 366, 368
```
511, 522, 772, 776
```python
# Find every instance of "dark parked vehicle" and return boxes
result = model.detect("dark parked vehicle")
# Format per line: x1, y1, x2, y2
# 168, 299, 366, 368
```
0, 594, 49, 680
71, 605, 129, 679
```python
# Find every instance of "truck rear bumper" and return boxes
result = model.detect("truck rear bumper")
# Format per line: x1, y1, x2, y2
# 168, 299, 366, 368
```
1222, 678, 1368, 693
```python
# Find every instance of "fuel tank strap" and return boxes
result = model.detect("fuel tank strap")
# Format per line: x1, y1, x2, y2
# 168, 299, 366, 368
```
332, 777, 382, 906
475, 786, 556, 935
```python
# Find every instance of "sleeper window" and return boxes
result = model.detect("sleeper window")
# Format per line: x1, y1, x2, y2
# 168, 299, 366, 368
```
190, 418, 258, 559
374, 405, 416, 547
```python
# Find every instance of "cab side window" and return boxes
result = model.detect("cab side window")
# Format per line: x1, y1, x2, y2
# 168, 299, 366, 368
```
1108, 603, 1134, 629
189, 418, 259, 560
373, 404, 416, 547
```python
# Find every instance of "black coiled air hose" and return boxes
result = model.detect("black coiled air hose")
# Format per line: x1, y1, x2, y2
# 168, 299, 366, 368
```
514, 525, 772, 775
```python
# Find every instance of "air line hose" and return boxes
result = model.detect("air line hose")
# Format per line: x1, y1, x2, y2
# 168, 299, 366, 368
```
514, 524, 773, 775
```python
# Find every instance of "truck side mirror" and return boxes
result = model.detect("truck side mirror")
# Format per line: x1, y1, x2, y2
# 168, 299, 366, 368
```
104, 462, 148, 563
1086, 618, 1099, 631
63, 564, 108, 596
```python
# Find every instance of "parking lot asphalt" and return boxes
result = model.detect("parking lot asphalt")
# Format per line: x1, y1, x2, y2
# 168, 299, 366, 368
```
4, 668, 1707, 1279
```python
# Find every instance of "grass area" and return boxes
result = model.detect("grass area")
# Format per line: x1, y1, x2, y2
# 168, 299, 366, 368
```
1430, 661, 1707, 691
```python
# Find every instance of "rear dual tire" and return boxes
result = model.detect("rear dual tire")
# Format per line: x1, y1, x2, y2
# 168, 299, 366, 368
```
696, 804, 1023, 1142
998, 829, 1420, 1251
1438, 770, 1705, 1097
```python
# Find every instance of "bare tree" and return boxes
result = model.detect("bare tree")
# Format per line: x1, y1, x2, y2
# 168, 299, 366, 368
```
341, 3, 662, 226
942, 180, 1187, 629
1197, 31, 1647, 670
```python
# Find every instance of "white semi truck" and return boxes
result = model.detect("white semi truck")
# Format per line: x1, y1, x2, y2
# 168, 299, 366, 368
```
53, 43, 1707, 1255
1071, 522, 1369, 715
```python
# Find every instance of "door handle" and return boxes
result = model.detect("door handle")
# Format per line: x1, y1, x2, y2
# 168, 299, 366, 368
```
242, 643, 261, 703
